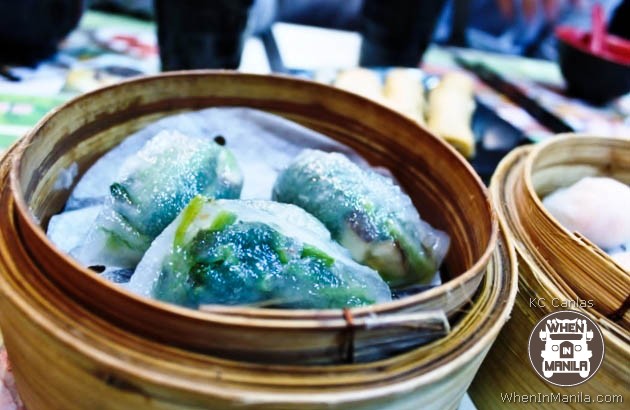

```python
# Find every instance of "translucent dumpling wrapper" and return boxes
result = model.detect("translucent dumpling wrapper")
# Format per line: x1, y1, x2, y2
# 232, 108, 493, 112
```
126, 197, 392, 309
272, 149, 450, 287
542, 177, 630, 250
71, 130, 243, 268
63, 107, 363, 208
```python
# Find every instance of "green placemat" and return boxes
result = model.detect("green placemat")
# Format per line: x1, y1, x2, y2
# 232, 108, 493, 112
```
0, 10, 157, 149
0, 93, 69, 143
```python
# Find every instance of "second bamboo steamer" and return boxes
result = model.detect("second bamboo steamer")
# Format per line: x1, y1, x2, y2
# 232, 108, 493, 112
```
470, 135, 629, 410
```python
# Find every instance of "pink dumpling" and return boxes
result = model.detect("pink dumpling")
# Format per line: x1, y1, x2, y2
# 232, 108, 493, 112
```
542, 177, 630, 250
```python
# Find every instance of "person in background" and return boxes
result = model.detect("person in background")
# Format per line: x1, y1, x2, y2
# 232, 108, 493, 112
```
149, 0, 454, 69
150, 0, 625, 70
1, 0, 626, 69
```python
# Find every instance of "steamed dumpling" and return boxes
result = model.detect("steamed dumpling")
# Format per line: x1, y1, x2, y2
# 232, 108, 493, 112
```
272, 149, 450, 287
72, 130, 243, 268
126, 197, 392, 309
542, 177, 630, 250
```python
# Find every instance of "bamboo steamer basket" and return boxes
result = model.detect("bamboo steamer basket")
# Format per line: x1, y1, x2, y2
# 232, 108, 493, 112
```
470, 136, 629, 409
1, 72, 499, 365
0, 141, 517, 408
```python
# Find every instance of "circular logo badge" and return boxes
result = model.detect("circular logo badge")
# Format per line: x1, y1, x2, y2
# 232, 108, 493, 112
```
528, 310, 605, 387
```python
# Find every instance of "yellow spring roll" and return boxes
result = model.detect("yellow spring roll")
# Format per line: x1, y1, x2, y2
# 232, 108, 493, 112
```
334, 68, 384, 101
383, 68, 426, 124
427, 72, 476, 158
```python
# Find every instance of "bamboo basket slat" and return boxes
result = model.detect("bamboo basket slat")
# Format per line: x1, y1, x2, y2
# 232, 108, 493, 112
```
470, 137, 630, 410
520, 137, 630, 323
4, 72, 498, 364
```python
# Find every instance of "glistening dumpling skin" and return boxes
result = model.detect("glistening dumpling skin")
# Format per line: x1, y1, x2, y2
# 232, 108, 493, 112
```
126, 197, 392, 309
542, 177, 630, 250
72, 130, 243, 268
272, 149, 450, 287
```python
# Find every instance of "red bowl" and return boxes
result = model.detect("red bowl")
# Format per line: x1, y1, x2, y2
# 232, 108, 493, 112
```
556, 26, 630, 104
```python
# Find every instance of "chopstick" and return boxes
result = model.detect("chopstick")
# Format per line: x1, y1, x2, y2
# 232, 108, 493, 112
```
453, 54, 575, 134
260, 29, 289, 74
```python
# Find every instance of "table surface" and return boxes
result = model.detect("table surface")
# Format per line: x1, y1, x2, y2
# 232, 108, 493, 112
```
0, 10, 628, 410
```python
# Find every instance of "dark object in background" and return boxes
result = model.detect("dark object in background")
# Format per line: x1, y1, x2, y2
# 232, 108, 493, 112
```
454, 55, 574, 133
556, 27, 630, 105
90, 0, 153, 20
359, 0, 447, 67
0, 0, 84, 65
469, 101, 528, 183
155, 0, 254, 70
276, 0, 362, 32
609, 0, 630, 40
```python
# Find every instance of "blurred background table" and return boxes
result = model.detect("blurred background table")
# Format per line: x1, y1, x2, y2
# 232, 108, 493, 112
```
0, 10, 628, 150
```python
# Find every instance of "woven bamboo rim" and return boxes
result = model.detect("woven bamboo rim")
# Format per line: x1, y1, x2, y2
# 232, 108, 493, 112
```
522, 135, 629, 325
470, 138, 629, 409
5, 71, 498, 364
0, 140, 517, 408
